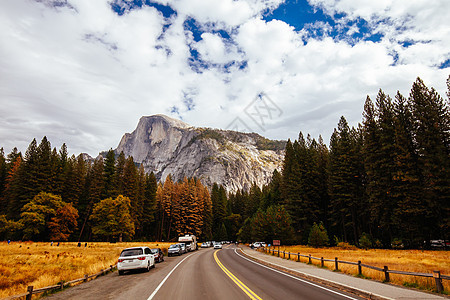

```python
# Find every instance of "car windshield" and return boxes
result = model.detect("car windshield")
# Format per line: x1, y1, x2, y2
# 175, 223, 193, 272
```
120, 248, 143, 257
150, 249, 158, 254
169, 244, 179, 249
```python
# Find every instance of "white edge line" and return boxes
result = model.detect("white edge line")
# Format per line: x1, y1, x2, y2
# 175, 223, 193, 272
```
147, 252, 195, 300
234, 249, 361, 300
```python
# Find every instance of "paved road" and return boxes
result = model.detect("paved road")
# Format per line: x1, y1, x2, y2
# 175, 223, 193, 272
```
45, 245, 364, 300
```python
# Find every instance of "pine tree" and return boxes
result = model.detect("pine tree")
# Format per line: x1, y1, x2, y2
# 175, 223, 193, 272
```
0, 148, 7, 213
373, 90, 397, 242
391, 92, 425, 246
17, 138, 39, 209
35, 137, 54, 193
103, 149, 116, 199
201, 184, 213, 240
211, 183, 227, 235
4, 156, 22, 218
122, 156, 140, 232
141, 171, 157, 240
328, 117, 362, 244
409, 77, 450, 239
113, 152, 126, 196
78, 157, 104, 241
280, 139, 303, 236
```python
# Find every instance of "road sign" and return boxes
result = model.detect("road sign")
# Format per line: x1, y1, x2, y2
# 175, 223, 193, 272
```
273, 240, 280, 246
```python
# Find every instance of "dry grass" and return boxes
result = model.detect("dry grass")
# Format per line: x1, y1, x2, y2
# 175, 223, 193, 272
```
0, 241, 173, 298
263, 245, 450, 293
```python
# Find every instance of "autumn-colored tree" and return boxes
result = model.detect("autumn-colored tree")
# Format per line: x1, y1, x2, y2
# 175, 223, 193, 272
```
156, 176, 174, 241
19, 192, 77, 241
48, 203, 79, 241
4, 156, 22, 218
89, 195, 135, 241
0, 148, 7, 211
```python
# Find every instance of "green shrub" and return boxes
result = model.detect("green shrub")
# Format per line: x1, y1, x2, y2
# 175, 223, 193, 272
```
308, 222, 329, 247
359, 232, 372, 249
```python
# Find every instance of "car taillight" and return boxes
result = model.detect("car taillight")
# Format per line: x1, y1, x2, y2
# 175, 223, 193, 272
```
118, 259, 124, 263
138, 256, 146, 260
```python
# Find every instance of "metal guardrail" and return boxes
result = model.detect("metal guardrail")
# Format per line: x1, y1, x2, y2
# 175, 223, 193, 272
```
4, 264, 116, 300
260, 247, 447, 293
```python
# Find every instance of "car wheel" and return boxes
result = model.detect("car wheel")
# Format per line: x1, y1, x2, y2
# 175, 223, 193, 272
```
146, 262, 150, 272
118, 270, 124, 276
152, 262, 156, 269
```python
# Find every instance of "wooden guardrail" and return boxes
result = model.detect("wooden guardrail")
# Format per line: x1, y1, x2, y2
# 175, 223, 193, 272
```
4, 264, 116, 300
258, 247, 448, 293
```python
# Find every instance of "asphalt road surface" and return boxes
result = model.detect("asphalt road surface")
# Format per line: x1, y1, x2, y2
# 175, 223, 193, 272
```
45, 245, 364, 300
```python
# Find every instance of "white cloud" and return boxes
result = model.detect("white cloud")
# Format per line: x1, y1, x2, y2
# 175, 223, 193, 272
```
156, 0, 283, 27
0, 0, 448, 157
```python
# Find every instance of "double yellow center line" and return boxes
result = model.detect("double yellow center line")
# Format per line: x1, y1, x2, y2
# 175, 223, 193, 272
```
214, 250, 263, 300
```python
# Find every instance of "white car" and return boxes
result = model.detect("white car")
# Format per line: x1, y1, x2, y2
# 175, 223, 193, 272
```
117, 246, 155, 275
213, 242, 222, 249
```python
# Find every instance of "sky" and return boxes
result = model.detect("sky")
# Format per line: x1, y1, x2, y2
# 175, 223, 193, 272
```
1, 0, 449, 157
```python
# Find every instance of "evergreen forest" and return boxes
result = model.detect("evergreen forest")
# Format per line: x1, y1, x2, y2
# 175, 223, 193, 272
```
0, 77, 448, 248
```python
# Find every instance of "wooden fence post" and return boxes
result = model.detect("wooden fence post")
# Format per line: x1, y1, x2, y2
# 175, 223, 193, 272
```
297, 252, 300, 262
335, 257, 338, 271
321, 257, 324, 268
383, 266, 390, 282
433, 271, 444, 293
26, 286, 33, 300
278, 250, 280, 257
358, 261, 362, 275
59, 281, 64, 290
84, 274, 88, 282
283, 251, 285, 259
308, 254, 312, 264
288, 252, 290, 260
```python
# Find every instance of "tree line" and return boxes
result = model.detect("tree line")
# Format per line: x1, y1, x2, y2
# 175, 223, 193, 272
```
0, 77, 448, 248
0, 143, 161, 242
229, 77, 449, 248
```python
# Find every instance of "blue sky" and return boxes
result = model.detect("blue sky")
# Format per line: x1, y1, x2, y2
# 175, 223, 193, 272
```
0, 0, 449, 156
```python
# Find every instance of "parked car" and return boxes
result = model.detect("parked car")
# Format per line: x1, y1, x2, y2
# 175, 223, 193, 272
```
178, 243, 187, 254
168, 244, 181, 256
201, 242, 209, 248
213, 242, 222, 249
117, 246, 155, 275
150, 248, 164, 263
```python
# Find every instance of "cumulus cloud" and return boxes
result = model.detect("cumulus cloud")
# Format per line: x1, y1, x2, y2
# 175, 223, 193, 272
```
0, 0, 448, 156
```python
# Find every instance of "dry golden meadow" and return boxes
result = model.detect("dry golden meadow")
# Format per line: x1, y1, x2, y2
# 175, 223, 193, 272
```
0, 241, 173, 299
265, 245, 449, 293
1, 242, 448, 298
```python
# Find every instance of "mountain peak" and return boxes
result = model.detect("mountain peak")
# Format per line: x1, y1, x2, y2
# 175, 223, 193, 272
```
115, 115, 285, 192
140, 114, 192, 129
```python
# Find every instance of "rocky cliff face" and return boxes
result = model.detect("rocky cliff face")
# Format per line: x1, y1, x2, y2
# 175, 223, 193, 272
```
115, 114, 285, 192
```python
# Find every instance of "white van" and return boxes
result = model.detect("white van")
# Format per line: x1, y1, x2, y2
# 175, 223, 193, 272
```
117, 246, 155, 275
